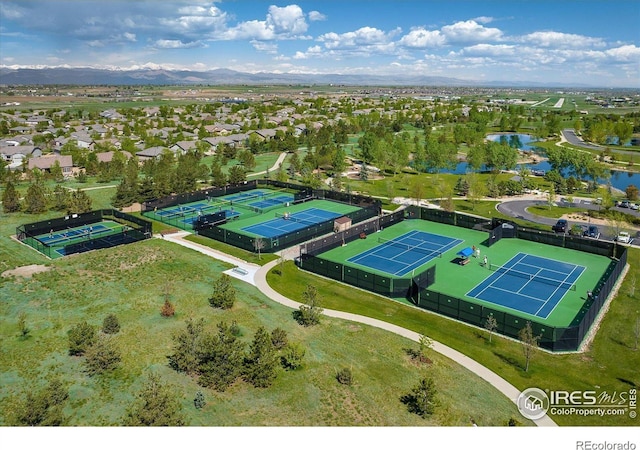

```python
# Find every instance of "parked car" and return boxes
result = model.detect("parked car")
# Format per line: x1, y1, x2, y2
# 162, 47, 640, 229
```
615, 231, 633, 244
583, 225, 600, 239
552, 219, 568, 233
631, 203, 639, 211
619, 200, 631, 208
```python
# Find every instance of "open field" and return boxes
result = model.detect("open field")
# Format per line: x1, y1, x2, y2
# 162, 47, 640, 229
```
0, 238, 530, 426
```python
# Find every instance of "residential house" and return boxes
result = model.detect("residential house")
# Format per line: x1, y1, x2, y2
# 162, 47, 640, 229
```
135, 146, 183, 161
69, 131, 95, 149
96, 151, 133, 164
28, 154, 73, 176
0, 145, 43, 170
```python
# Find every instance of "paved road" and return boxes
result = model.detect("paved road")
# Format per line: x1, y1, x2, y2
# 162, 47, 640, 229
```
496, 196, 640, 242
562, 129, 640, 158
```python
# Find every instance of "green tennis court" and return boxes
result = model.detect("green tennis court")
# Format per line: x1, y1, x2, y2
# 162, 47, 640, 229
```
314, 220, 610, 328
143, 188, 296, 229
30, 220, 133, 259
218, 199, 362, 237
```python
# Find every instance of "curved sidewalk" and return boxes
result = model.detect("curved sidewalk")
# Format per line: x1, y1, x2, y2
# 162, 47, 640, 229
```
252, 259, 556, 427
161, 234, 556, 426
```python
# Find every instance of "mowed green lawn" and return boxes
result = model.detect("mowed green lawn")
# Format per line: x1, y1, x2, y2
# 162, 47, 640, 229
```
0, 237, 529, 426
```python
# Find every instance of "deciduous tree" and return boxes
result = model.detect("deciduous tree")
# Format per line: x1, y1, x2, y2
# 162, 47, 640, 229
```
519, 321, 540, 372
295, 284, 323, 326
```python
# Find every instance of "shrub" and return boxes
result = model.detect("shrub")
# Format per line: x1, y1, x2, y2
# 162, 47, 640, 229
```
270, 327, 288, 350
68, 321, 97, 356
336, 367, 353, 386
280, 342, 305, 370
194, 391, 206, 410
102, 314, 120, 334
161, 299, 175, 317
84, 336, 121, 376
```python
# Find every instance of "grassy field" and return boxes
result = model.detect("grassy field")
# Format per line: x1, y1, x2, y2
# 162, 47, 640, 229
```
0, 237, 530, 426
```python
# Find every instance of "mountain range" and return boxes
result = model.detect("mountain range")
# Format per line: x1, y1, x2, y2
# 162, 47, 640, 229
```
0, 66, 590, 88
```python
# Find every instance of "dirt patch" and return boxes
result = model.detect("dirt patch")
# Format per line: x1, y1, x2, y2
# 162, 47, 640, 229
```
2, 264, 51, 278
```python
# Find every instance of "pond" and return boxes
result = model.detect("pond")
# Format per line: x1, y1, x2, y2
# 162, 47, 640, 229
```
440, 134, 639, 192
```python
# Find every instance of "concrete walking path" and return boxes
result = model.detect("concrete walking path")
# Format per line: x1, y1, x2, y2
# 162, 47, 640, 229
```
250, 152, 287, 177
161, 233, 556, 426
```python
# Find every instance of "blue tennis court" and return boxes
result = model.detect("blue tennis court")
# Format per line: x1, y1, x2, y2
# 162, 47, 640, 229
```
156, 202, 224, 219
38, 223, 112, 246
466, 253, 585, 319
242, 208, 341, 238
347, 230, 464, 277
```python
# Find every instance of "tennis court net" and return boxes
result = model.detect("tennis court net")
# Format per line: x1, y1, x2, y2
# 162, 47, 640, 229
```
275, 212, 318, 226
489, 264, 576, 291
377, 237, 442, 258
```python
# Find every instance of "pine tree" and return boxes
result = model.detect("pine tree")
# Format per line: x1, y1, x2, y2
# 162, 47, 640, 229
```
51, 184, 70, 211
102, 314, 120, 334
24, 182, 48, 214
84, 335, 121, 376
401, 377, 439, 418
168, 318, 205, 374
2, 180, 20, 213
68, 189, 92, 214
198, 322, 245, 391
123, 373, 185, 426
10, 378, 69, 426
243, 326, 278, 387
210, 160, 227, 187
208, 273, 236, 309
68, 321, 97, 356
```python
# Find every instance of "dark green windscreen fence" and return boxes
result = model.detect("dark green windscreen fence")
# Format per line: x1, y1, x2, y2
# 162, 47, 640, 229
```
16, 209, 152, 258
299, 205, 627, 352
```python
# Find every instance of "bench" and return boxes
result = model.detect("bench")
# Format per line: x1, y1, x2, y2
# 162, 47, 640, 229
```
232, 267, 249, 275
460, 258, 470, 266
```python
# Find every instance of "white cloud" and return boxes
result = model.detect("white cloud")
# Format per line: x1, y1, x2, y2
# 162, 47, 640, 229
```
154, 39, 203, 49
441, 20, 503, 43
523, 31, 605, 48
0, 4, 25, 20
308, 11, 326, 22
251, 40, 278, 54
319, 27, 392, 49
605, 44, 640, 62
266, 5, 308, 35
399, 28, 445, 48
473, 16, 494, 24
123, 32, 137, 43
461, 44, 515, 57
220, 4, 309, 41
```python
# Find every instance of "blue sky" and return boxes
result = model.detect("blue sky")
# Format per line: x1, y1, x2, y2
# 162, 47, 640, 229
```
1, 0, 638, 87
